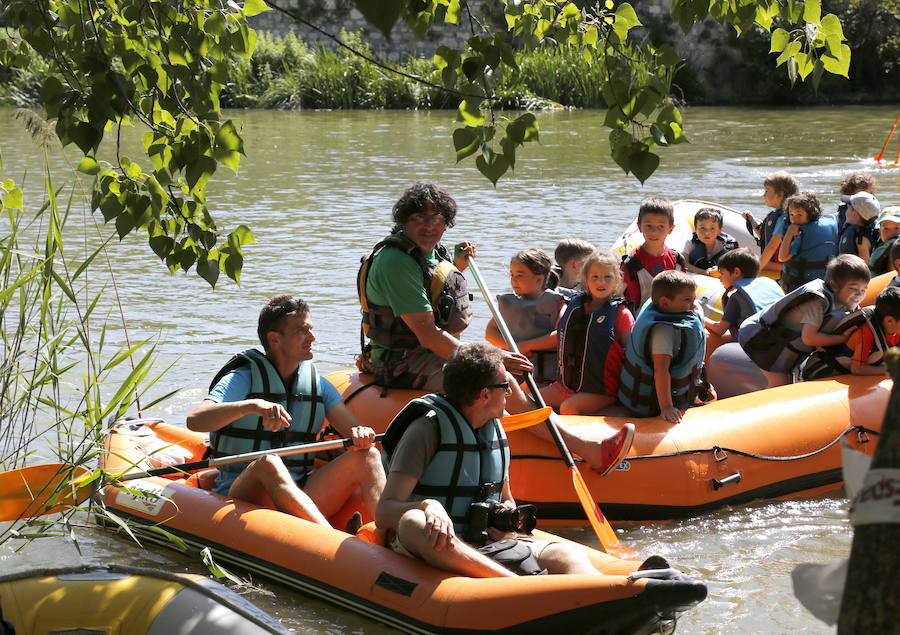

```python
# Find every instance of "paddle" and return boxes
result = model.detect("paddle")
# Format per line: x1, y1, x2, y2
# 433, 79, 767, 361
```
466, 255, 621, 552
874, 112, 900, 162
0, 408, 551, 522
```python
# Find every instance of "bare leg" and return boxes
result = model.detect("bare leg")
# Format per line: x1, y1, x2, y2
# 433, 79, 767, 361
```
559, 392, 616, 416
395, 508, 515, 578
305, 445, 386, 518
228, 455, 330, 527
537, 542, 599, 575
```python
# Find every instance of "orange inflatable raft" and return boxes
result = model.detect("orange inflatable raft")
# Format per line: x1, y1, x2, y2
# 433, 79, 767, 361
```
327, 371, 888, 522
97, 420, 707, 634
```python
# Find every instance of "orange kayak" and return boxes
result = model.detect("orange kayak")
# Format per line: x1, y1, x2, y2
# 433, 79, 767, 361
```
327, 370, 887, 522
97, 420, 707, 634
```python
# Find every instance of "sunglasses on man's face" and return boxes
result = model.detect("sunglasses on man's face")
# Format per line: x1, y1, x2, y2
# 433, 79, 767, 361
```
485, 381, 510, 392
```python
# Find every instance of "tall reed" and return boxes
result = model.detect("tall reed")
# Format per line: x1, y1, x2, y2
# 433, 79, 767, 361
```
0, 113, 171, 547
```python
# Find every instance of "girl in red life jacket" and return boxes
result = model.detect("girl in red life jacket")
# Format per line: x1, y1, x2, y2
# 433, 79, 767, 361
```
540, 250, 635, 415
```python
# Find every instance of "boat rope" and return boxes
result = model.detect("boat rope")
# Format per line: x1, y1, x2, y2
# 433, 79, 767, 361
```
511, 424, 879, 463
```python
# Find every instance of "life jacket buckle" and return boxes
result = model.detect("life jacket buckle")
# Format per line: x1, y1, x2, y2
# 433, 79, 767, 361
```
713, 446, 728, 462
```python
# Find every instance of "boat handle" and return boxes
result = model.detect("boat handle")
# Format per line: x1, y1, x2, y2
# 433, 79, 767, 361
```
712, 472, 742, 490
713, 446, 727, 462
857, 429, 870, 444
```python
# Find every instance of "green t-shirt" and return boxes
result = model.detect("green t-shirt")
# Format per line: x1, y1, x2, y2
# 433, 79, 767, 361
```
366, 244, 439, 359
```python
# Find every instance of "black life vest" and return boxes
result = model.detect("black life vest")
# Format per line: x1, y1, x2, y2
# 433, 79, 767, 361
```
556, 295, 625, 394
621, 250, 686, 313
358, 231, 472, 354
838, 222, 879, 257
687, 232, 738, 270
738, 279, 846, 373
800, 308, 887, 380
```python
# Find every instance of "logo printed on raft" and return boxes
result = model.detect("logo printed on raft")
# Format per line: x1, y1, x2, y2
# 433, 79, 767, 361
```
114, 480, 170, 516
614, 460, 630, 472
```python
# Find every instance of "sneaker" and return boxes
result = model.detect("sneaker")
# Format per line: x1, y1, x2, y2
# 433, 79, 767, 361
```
591, 423, 634, 477
343, 511, 362, 535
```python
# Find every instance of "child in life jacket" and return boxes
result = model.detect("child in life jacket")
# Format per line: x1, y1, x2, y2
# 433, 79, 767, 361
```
835, 172, 878, 236
777, 191, 839, 293
621, 196, 686, 313
888, 239, 900, 288
540, 250, 635, 415
837, 191, 880, 263
683, 207, 738, 275
745, 172, 800, 275
617, 270, 714, 423
704, 248, 784, 342
486, 248, 565, 383
738, 254, 870, 388
552, 238, 595, 299
869, 207, 900, 275
800, 285, 900, 380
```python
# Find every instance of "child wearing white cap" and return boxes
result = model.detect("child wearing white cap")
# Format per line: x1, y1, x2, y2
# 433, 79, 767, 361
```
872, 207, 900, 275
838, 191, 880, 262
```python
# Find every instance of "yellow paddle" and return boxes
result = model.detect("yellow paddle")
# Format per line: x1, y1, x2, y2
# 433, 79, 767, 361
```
0, 408, 551, 522
466, 255, 622, 552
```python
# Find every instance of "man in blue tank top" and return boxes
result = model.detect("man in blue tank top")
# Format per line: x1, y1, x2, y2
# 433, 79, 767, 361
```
187, 296, 386, 531
376, 343, 638, 578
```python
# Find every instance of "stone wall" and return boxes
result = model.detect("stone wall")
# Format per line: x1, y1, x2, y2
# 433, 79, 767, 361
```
249, 1, 475, 60
249, 1, 741, 94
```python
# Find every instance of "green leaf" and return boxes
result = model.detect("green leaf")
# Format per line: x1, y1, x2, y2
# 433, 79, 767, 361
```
197, 256, 220, 287
770, 28, 789, 54
612, 3, 640, 41
821, 43, 850, 78
475, 151, 508, 185
243, 0, 268, 17
3, 186, 23, 210
628, 149, 659, 184
77, 157, 100, 175
453, 127, 480, 162
353, 0, 405, 38
213, 120, 244, 172
457, 99, 484, 127
802, 0, 821, 24
819, 13, 844, 39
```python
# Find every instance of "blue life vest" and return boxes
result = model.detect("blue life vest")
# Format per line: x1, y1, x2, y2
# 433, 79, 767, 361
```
869, 235, 898, 275
557, 295, 625, 394
838, 222, 879, 257
687, 232, 738, 269
780, 216, 838, 292
617, 303, 706, 416
381, 394, 508, 534
722, 277, 785, 337
738, 279, 846, 374
497, 289, 563, 382
208, 349, 326, 483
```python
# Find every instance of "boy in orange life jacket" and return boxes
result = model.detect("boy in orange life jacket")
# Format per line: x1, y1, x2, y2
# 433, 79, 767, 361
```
621, 197, 685, 312
846, 286, 900, 375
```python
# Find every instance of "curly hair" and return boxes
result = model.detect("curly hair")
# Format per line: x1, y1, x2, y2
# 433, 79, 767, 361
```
392, 182, 457, 230
785, 191, 823, 222
839, 172, 877, 196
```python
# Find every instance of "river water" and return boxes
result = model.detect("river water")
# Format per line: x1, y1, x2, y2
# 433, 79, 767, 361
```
2, 105, 899, 633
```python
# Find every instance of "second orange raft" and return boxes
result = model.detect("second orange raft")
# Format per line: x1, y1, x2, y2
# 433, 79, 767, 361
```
327, 370, 888, 522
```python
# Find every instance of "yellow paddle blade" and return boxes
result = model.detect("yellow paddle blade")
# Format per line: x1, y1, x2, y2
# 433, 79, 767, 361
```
0, 464, 92, 521
499, 407, 552, 432
570, 464, 626, 553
